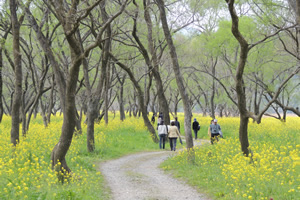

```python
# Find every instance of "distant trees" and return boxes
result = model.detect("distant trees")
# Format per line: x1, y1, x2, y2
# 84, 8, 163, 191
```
224, 0, 300, 155
0, 0, 299, 166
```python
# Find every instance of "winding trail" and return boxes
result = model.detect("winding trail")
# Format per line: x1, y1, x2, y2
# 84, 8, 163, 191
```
100, 139, 210, 200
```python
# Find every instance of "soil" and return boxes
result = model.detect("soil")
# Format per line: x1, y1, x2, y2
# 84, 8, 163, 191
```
99, 139, 211, 200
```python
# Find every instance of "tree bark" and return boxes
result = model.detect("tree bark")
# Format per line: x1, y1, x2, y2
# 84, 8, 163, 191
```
39, 100, 48, 127
174, 91, 181, 116
84, 0, 128, 151
254, 83, 259, 115
226, 0, 250, 156
156, 0, 194, 160
117, 74, 126, 121
143, 0, 170, 125
110, 53, 159, 142
101, 1, 112, 125
0, 43, 3, 122
21, 73, 28, 136
24, 7, 67, 113
47, 0, 109, 175
10, 0, 24, 146
47, 75, 55, 124
0, 24, 10, 122
210, 63, 216, 118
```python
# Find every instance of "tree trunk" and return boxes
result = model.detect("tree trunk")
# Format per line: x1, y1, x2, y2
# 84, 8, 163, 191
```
117, 74, 126, 121
0, 45, 3, 122
156, 0, 194, 161
3, 96, 10, 115
219, 105, 224, 117
118, 93, 126, 121
81, 22, 108, 151
174, 97, 179, 116
51, 45, 82, 176
40, 100, 48, 127
74, 110, 82, 135
143, 0, 171, 124
21, 85, 26, 137
46, 0, 95, 176
210, 64, 216, 118
10, 0, 23, 146
254, 87, 259, 115
129, 102, 132, 117
110, 54, 158, 142
1, 17, 12, 120
47, 75, 55, 124
24, 7, 67, 113
239, 115, 249, 155
101, 0, 112, 125
226, 0, 250, 156
86, 101, 97, 152
82, 54, 102, 152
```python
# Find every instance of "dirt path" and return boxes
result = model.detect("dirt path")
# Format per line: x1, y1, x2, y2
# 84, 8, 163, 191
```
99, 139, 210, 200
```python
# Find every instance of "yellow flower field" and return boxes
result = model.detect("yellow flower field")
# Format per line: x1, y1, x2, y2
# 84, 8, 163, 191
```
1, 114, 299, 199
0, 114, 155, 200
162, 116, 300, 199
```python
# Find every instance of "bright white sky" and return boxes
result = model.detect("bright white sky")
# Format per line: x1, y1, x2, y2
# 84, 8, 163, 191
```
0, 0, 4, 13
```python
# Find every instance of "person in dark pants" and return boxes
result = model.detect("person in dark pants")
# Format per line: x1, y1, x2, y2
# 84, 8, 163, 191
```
209, 119, 221, 144
192, 118, 200, 140
157, 120, 168, 149
168, 121, 181, 151
174, 117, 180, 133
151, 114, 155, 124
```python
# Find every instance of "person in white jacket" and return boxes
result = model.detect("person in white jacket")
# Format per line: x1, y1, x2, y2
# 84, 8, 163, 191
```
157, 120, 168, 149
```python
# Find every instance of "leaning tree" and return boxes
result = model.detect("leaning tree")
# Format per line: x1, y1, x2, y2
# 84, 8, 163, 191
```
225, 0, 300, 156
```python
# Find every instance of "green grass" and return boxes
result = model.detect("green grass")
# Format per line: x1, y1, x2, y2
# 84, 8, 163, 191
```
0, 115, 158, 200
160, 116, 300, 200
2, 114, 299, 200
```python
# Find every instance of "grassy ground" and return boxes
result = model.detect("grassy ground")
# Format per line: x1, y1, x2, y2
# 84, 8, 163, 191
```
0, 114, 157, 200
1, 114, 299, 199
161, 115, 300, 200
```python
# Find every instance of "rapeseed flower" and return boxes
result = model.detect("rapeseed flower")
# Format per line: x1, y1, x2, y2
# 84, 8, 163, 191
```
162, 116, 300, 199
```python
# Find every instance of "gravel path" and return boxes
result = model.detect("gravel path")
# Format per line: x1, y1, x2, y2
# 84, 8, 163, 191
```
99, 139, 210, 200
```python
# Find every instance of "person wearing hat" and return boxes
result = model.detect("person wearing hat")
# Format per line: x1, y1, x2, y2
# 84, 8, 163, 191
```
192, 118, 200, 140
209, 119, 221, 144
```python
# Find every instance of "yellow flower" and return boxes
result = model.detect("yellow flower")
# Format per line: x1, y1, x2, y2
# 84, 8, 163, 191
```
288, 189, 295, 192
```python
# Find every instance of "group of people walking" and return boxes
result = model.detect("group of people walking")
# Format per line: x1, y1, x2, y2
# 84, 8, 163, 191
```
156, 113, 182, 151
154, 113, 223, 150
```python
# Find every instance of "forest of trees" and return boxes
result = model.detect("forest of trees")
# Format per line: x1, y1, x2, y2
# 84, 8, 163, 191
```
1, 0, 299, 173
